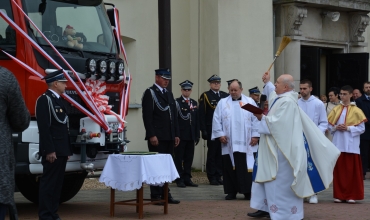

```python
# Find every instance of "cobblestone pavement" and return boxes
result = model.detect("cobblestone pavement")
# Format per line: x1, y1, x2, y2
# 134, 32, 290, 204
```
9, 172, 370, 220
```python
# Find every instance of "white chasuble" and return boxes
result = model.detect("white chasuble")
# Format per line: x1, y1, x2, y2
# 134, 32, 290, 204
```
250, 82, 340, 220
211, 95, 259, 170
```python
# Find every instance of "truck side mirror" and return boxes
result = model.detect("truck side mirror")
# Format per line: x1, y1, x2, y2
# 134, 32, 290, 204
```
106, 9, 116, 27
38, 0, 46, 15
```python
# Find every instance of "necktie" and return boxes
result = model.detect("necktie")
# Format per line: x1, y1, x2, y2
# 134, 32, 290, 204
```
217, 92, 220, 97
163, 89, 167, 94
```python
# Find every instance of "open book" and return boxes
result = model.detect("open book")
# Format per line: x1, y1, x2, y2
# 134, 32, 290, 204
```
240, 102, 263, 114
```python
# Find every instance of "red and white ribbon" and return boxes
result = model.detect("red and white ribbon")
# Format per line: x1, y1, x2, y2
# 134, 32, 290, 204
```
85, 79, 126, 127
111, 6, 132, 131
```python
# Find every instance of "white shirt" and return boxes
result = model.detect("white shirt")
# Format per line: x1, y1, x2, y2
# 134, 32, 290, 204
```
154, 83, 165, 93
298, 95, 328, 133
48, 89, 60, 99
329, 105, 365, 154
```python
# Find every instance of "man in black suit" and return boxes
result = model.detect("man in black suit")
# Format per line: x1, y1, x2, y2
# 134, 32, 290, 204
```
36, 69, 73, 220
355, 81, 370, 180
141, 68, 180, 204
198, 75, 228, 185
174, 80, 200, 188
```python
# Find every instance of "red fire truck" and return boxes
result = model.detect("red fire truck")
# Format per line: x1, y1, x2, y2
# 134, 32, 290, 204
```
0, 0, 130, 203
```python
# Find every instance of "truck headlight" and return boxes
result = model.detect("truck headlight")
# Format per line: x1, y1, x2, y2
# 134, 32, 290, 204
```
108, 61, 116, 75
97, 60, 107, 74
116, 62, 124, 75
86, 58, 96, 73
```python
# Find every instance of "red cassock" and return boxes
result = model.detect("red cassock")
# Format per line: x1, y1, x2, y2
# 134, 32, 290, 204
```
333, 152, 364, 200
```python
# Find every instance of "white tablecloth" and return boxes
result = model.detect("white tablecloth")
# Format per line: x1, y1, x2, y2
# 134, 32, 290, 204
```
99, 154, 179, 191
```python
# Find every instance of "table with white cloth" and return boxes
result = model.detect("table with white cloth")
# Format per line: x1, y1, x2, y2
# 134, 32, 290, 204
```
99, 153, 179, 219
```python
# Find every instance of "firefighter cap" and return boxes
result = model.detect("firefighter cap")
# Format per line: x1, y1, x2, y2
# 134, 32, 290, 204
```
179, 80, 193, 89
249, 86, 261, 95
207, 74, 221, 82
42, 69, 68, 83
155, 68, 171, 80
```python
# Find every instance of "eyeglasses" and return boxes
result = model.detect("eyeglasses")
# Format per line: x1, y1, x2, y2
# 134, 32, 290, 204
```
182, 89, 191, 91
211, 82, 220, 85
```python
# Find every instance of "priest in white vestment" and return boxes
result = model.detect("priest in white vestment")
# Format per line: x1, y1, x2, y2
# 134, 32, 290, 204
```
211, 80, 259, 200
248, 72, 340, 220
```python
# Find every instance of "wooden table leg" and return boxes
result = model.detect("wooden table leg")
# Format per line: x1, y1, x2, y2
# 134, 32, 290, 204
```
163, 182, 168, 214
110, 188, 115, 217
136, 188, 139, 213
138, 184, 144, 219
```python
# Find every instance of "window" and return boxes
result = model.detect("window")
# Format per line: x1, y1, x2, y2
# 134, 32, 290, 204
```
24, 0, 117, 54
0, 1, 16, 46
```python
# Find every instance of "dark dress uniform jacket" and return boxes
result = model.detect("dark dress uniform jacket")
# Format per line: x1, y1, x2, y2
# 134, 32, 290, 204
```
176, 97, 200, 141
36, 90, 72, 156
142, 85, 179, 140
198, 90, 228, 136
356, 95, 370, 140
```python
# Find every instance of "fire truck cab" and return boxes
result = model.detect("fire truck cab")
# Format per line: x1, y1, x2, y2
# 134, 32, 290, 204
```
0, 0, 128, 203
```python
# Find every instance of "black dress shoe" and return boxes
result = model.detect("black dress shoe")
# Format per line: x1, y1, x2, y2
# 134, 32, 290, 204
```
151, 195, 164, 206
244, 193, 251, 200
247, 210, 270, 218
225, 193, 237, 200
217, 179, 223, 185
210, 180, 220, 185
168, 197, 180, 204
176, 181, 186, 188
184, 180, 198, 187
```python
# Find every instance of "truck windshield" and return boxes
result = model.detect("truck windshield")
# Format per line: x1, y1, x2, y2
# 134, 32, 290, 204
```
24, 0, 117, 54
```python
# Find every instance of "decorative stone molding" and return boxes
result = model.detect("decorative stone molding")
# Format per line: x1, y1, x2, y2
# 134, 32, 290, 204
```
349, 13, 370, 42
283, 5, 307, 36
274, 0, 370, 11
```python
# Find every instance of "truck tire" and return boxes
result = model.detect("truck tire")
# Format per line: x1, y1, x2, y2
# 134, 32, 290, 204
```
15, 171, 88, 204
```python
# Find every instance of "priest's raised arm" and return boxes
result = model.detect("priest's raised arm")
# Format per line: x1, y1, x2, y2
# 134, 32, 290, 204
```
261, 71, 275, 100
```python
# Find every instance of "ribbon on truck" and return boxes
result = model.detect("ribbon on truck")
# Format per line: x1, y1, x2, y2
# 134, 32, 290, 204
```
85, 79, 126, 126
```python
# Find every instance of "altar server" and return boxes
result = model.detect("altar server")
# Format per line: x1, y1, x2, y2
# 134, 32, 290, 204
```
298, 79, 328, 204
328, 85, 366, 204
211, 79, 259, 200
248, 72, 340, 220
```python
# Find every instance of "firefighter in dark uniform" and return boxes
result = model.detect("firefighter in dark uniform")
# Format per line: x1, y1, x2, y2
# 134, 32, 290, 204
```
199, 75, 228, 185
174, 80, 200, 188
36, 69, 73, 220
249, 86, 261, 107
141, 68, 180, 204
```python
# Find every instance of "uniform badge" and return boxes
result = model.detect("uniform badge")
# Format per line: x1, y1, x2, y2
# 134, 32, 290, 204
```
56, 109, 59, 112
60, 109, 63, 113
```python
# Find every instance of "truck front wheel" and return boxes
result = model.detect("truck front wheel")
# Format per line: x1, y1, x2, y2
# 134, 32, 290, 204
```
15, 171, 88, 204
